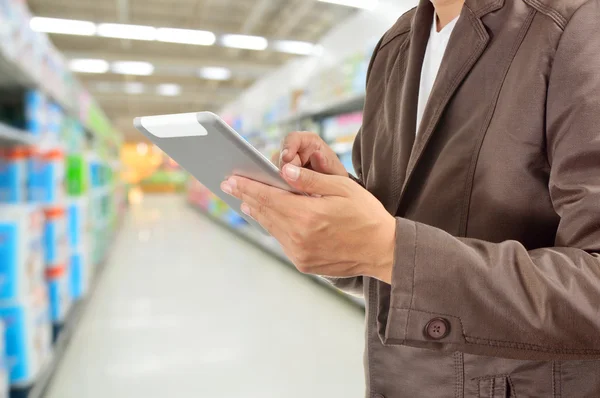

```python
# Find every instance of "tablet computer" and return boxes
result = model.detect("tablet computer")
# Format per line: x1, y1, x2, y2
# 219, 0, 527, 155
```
133, 112, 297, 232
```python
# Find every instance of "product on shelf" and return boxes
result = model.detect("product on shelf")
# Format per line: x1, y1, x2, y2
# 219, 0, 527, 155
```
0, 147, 28, 203
0, 285, 52, 387
43, 207, 68, 267
67, 198, 90, 300
68, 250, 89, 301
24, 90, 47, 140
45, 264, 71, 324
29, 149, 65, 204
0, 205, 44, 301
0, 320, 8, 398
65, 154, 88, 196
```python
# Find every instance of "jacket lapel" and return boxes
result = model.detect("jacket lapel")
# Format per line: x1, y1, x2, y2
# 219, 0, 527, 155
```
395, 0, 505, 211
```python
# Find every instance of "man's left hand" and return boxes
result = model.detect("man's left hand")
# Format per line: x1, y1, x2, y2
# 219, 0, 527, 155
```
220, 164, 395, 283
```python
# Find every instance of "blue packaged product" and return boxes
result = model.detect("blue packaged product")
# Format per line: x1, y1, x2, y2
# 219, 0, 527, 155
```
0, 206, 45, 300
67, 198, 88, 249
0, 148, 28, 203
0, 287, 52, 386
69, 251, 89, 300
43, 207, 68, 266
0, 320, 8, 397
46, 265, 71, 324
24, 91, 47, 138
47, 103, 63, 140
29, 150, 65, 204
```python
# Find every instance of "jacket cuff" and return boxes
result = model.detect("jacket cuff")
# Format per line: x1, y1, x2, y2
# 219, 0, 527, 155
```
348, 173, 364, 187
380, 218, 466, 346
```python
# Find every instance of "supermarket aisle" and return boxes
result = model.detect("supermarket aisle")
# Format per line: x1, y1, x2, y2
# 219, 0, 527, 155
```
45, 195, 365, 398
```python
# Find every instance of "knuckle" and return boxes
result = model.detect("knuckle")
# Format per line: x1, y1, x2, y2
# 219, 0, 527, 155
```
256, 203, 267, 216
257, 191, 270, 206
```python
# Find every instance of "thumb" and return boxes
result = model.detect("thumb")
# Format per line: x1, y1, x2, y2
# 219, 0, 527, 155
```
281, 163, 349, 196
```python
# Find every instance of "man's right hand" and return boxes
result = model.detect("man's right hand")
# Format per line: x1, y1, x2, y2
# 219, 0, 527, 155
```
271, 131, 348, 177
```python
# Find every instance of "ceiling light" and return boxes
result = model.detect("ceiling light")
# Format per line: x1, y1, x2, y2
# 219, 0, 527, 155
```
69, 59, 109, 74
273, 40, 317, 55
221, 34, 268, 51
111, 61, 154, 76
30, 17, 96, 36
97, 23, 156, 41
198, 67, 232, 81
318, 0, 378, 10
156, 84, 181, 96
156, 28, 216, 46
125, 82, 145, 95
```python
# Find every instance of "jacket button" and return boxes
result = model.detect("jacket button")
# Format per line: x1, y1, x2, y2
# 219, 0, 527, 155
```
425, 318, 450, 340
374, 394, 385, 398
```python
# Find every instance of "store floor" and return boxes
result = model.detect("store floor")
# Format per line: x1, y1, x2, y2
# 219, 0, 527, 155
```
45, 194, 366, 398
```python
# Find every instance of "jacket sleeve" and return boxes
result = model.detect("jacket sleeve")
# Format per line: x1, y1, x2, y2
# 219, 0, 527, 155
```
379, 0, 600, 360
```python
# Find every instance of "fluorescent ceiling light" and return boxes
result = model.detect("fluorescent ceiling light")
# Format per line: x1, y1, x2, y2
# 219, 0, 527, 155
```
318, 0, 378, 10
198, 67, 232, 81
111, 61, 154, 76
156, 84, 181, 96
30, 17, 96, 36
221, 34, 268, 51
125, 82, 145, 95
97, 23, 156, 41
69, 59, 109, 74
273, 40, 317, 55
156, 28, 216, 46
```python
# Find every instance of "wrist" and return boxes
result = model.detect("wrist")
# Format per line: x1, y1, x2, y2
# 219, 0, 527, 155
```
368, 216, 396, 284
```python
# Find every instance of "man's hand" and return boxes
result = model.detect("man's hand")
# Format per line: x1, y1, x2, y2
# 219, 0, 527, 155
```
271, 131, 348, 177
220, 163, 395, 284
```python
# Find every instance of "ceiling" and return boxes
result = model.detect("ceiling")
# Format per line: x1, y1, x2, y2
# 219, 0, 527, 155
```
26, 0, 357, 142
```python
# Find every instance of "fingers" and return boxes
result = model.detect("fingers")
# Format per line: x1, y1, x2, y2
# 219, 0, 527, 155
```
271, 150, 302, 169
281, 132, 322, 166
280, 164, 351, 197
221, 176, 301, 214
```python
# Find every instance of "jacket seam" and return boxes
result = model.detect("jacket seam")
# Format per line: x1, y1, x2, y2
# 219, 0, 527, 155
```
474, 0, 505, 17
403, 223, 419, 342
460, 8, 536, 237
465, 336, 600, 354
380, 31, 411, 53
367, 278, 374, 398
552, 361, 562, 398
380, 7, 416, 49
508, 376, 517, 398
523, 0, 567, 29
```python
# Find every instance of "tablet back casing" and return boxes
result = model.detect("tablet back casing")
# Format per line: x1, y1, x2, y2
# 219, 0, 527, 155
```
134, 112, 294, 232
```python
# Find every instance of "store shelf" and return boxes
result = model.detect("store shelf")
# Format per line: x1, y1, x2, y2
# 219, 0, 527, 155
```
9, 231, 117, 398
275, 93, 365, 126
0, 122, 37, 146
189, 204, 365, 309
0, 48, 120, 154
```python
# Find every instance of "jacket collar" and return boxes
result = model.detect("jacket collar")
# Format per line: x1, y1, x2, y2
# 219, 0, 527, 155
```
392, 0, 505, 214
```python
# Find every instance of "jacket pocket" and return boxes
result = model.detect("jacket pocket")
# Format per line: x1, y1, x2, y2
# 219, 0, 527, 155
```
477, 376, 513, 398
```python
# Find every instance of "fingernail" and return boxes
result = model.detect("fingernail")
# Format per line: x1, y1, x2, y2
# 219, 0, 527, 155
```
241, 203, 251, 216
284, 164, 300, 181
281, 149, 288, 159
221, 182, 232, 195
227, 177, 237, 189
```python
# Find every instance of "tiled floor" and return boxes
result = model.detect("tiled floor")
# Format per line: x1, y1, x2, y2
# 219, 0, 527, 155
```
45, 195, 365, 398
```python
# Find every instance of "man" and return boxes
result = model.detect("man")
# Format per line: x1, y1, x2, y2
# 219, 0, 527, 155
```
221, 0, 600, 396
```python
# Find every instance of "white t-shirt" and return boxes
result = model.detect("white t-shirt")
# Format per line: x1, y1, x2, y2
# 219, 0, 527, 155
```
415, 14, 459, 135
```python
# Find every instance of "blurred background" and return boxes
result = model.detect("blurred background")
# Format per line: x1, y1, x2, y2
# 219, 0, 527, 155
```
0, 0, 417, 397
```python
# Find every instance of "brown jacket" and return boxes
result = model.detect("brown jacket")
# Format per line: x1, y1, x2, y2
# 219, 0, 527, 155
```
332, 0, 600, 396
